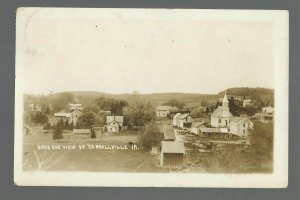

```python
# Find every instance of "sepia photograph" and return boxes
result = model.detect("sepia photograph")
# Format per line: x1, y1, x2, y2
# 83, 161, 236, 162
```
14, 8, 288, 187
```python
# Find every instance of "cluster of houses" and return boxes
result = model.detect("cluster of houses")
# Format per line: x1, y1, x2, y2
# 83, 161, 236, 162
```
172, 93, 254, 138
158, 93, 275, 169
72, 115, 124, 139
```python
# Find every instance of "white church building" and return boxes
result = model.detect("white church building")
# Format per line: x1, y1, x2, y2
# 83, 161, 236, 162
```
210, 93, 253, 137
211, 93, 233, 127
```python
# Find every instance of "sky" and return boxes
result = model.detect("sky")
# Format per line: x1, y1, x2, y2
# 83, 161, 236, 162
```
18, 9, 274, 95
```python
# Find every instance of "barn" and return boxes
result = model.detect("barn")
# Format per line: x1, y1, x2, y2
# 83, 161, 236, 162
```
160, 141, 185, 168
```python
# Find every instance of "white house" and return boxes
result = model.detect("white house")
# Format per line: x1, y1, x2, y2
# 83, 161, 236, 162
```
53, 109, 82, 126
190, 121, 206, 135
258, 106, 274, 123
177, 113, 194, 129
229, 117, 253, 137
173, 113, 181, 127
211, 93, 233, 127
156, 106, 178, 117
243, 99, 252, 107
105, 116, 124, 133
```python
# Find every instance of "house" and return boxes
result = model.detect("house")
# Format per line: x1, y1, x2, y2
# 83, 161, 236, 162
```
53, 109, 82, 126
190, 121, 206, 135
243, 99, 252, 107
72, 129, 91, 140
105, 116, 124, 133
177, 113, 194, 129
156, 106, 178, 117
69, 103, 83, 111
229, 117, 253, 137
163, 130, 176, 141
257, 106, 274, 123
211, 92, 233, 127
69, 109, 82, 126
173, 113, 181, 127
160, 141, 185, 168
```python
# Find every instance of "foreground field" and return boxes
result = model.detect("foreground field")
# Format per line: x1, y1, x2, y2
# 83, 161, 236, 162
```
23, 132, 170, 172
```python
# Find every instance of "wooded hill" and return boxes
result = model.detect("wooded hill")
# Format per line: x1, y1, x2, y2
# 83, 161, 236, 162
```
24, 87, 274, 113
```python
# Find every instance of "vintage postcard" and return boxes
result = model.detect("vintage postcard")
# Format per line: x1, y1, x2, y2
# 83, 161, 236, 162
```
14, 8, 288, 187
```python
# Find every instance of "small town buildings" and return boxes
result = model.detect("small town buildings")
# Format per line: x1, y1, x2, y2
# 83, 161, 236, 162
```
160, 141, 185, 168
156, 106, 178, 117
105, 116, 124, 133
172, 113, 194, 129
229, 117, 253, 137
256, 106, 274, 123
211, 93, 233, 127
191, 121, 206, 135
243, 99, 252, 107
200, 127, 229, 137
173, 113, 181, 127
53, 109, 82, 126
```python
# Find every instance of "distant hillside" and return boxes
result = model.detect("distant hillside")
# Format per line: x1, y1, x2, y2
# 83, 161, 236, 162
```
218, 87, 274, 97
218, 87, 274, 107
24, 87, 274, 114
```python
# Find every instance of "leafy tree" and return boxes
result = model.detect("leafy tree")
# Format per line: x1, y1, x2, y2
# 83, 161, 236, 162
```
138, 122, 163, 150
246, 122, 273, 171
77, 111, 99, 129
228, 97, 240, 116
125, 102, 156, 130
53, 120, 64, 140
31, 112, 48, 124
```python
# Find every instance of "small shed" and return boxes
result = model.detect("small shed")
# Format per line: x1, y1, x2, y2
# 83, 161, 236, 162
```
164, 130, 176, 141
160, 141, 185, 168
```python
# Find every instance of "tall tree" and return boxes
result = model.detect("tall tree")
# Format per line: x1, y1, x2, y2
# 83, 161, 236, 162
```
125, 102, 156, 130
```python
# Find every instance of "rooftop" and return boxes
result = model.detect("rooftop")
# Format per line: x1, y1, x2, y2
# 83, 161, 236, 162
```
161, 141, 185, 154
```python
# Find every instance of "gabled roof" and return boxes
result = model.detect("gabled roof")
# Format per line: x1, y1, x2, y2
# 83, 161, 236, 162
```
191, 121, 205, 128
73, 129, 91, 134
161, 141, 185, 154
164, 130, 176, 140
211, 107, 222, 118
107, 116, 124, 123
173, 113, 181, 119
211, 106, 233, 118
178, 113, 190, 120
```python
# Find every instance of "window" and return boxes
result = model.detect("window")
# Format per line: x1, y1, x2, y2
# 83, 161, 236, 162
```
243, 130, 245, 134
243, 123, 245, 127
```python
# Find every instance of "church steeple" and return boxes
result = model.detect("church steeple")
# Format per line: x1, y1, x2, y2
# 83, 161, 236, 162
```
222, 92, 230, 118
222, 92, 229, 108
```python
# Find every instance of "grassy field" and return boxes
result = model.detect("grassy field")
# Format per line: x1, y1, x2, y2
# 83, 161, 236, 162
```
22, 131, 171, 173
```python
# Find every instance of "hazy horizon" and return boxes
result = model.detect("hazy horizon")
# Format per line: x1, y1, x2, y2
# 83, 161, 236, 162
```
18, 9, 274, 95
